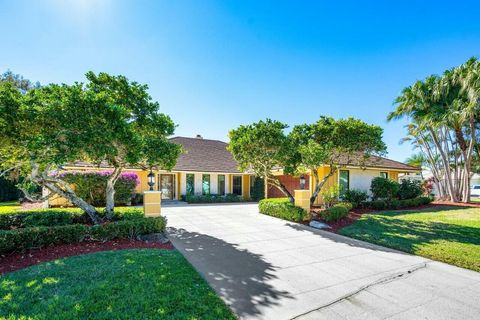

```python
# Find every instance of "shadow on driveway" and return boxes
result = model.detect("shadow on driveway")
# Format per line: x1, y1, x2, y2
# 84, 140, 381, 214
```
168, 227, 293, 318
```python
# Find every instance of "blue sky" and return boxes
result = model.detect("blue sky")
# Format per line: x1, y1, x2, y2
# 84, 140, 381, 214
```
1, 0, 480, 161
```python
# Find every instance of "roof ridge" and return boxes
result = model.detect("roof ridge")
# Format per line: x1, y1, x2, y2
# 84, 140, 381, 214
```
170, 136, 227, 144
371, 154, 420, 169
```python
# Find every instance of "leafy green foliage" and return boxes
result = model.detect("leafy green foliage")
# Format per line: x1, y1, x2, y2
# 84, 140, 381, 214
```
362, 196, 432, 210
320, 203, 351, 222
288, 117, 387, 204
258, 198, 307, 222
339, 206, 480, 272
343, 189, 368, 208
397, 179, 423, 200
60, 171, 139, 206
184, 193, 244, 203
0, 71, 181, 222
0, 217, 166, 254
0, 250, 236, 319
228, 119, 294, 201
0, 177, 20, 202
250, 177, 265, 201
370, 177, 400, 200
0, 207, 144, 230
319, 185, 340, 208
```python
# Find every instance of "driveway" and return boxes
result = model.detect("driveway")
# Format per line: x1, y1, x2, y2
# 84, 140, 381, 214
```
164, 203, 480, 320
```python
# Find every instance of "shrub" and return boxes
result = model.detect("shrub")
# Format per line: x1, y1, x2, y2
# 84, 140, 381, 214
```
397, 179, 423, 200
258, 198, 306, 222
185, 193, 244, 203
59, 171, 139, 206
250, 177, 265, 201
320, 203, 350, 222
320, 185, 340, 208
0, 217, 166, 255
0, 224, 88, 254
370, 177, 399, 200
0, 207, 145, 230
90, 217, 167, 241
362, 196, 433, 210
343, 189, 368, 208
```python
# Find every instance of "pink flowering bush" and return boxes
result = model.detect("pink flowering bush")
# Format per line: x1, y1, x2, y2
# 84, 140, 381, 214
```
60, 171, 140, 206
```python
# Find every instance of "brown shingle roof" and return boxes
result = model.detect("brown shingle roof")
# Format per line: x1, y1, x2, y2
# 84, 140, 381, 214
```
170, 137, 242, 173
335, 153, 420, 171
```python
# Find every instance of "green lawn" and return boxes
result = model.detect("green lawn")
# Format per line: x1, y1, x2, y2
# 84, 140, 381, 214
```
339, 206, 480, 272
0, 249, 235, 320
0, 201, 20, 213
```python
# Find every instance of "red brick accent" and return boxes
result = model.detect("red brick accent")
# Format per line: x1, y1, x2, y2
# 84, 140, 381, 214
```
268, 175, 310, 198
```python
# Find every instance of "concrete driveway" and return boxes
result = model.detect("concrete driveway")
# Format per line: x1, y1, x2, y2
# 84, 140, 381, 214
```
164, 203, 480, 320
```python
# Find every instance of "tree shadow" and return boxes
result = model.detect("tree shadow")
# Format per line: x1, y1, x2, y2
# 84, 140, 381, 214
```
167, 227, 293, 318
334, 204, 480, 258
283, 222, 411, 255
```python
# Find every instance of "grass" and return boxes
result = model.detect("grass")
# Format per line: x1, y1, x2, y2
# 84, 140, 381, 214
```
0, 201, 21, 213
339, 206, 480, 272
0, 249, 236, 320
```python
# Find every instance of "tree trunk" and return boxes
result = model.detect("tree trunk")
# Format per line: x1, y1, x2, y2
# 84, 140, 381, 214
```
310, 166, 337, 206
430, 128, 457, 202
30, 163, 101, 224
268, 176, 294, 203
105, 166, 123, 220
44, 182, 100, 224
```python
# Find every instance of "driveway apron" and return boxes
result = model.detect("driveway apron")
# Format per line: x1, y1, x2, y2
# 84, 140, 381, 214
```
164, 203, 480, 320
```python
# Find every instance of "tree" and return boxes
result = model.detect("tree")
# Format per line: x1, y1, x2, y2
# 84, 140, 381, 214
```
288, 117, 386, 205
228, 119, 295, 202
0, 72, 181, 223
388, 57, 480, 203
81, 72, 181, 219
405, 153, 426, 178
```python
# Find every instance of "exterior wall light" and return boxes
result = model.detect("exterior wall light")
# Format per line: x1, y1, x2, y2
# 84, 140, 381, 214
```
147, 169, 155, 191
300, 175, 306, 190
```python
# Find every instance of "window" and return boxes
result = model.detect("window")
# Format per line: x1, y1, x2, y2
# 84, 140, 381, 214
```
249, 176, 255, 195
339, 170, 349, 198
202, 174, 210, 195
186, 174, 195, 195
233, 175, 242, 196
217, 175, 225, 195
380, 172, 388, 179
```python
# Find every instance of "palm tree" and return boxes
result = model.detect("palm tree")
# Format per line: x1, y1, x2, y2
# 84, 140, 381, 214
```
405, 153, 426, 177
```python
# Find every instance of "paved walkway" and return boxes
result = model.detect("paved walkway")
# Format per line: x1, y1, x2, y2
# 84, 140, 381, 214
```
164, 203, 480, 320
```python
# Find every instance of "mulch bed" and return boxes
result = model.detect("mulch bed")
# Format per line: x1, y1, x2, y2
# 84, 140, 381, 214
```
0, 239, 174, 275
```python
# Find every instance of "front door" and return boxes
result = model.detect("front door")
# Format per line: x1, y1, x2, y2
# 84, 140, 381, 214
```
159, 174, 175, 200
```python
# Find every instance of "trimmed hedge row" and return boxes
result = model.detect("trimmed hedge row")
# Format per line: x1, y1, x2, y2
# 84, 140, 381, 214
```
185, 194, 244, 204
258, 198, 307, 222
0, 207, 144, 230
320, 202, 352, 222
0, 217, 166, 255
362, 196, 433, 211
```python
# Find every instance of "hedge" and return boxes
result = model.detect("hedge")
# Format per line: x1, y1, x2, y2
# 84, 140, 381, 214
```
320, 202, 352, 222
185, 193, 244, 204
0, 207, 144, 230
0, 217, 166, 255
258, 198, 307, 222
362, 196, 433, 210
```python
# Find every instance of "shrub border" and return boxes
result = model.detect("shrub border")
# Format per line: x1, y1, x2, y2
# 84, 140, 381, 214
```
0, 217, 167, 255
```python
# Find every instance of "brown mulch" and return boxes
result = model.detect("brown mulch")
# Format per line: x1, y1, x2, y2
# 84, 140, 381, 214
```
0, 239, 174, 275
432, 200, 480, 208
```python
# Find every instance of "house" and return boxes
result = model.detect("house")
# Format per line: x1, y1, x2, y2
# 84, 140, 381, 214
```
48, 135, 421, 206
267, 155, 421, 205
48, 135, 255, 206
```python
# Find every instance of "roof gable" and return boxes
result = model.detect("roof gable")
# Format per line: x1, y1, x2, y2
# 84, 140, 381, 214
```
170, 137, 242, 173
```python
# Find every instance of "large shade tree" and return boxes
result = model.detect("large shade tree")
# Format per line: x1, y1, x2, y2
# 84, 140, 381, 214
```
0, 72, 181, 223
228, 119, 295, 202
287, 117, 386, 205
